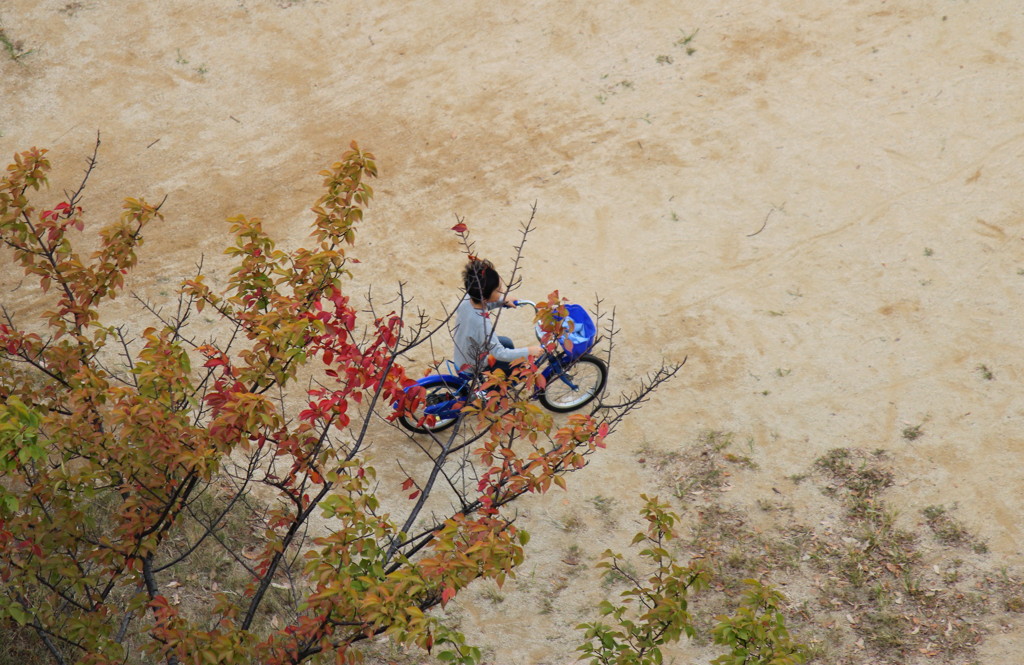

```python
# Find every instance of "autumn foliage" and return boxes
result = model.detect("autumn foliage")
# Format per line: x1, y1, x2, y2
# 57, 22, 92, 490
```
0, 140, 677, 665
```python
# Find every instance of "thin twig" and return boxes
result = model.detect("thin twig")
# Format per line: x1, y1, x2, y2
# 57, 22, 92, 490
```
746, 203, 784, 238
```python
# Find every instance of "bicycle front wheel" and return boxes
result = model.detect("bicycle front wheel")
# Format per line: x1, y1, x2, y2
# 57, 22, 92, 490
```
538, 354, 607, 413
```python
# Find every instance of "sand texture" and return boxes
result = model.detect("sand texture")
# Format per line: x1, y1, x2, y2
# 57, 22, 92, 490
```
2, 1, 1023, 663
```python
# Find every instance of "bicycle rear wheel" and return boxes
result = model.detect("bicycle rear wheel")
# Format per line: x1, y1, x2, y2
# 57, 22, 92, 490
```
538, 354, 607, 413
398, 381, 463, 434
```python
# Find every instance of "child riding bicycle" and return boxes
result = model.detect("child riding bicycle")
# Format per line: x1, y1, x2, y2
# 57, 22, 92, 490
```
453, 258, 542, 376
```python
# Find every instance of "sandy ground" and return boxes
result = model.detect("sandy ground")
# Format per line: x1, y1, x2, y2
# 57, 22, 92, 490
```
3, 0, 1024, 662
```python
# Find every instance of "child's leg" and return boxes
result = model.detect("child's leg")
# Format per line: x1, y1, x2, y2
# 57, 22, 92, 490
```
484, 338, 517, 377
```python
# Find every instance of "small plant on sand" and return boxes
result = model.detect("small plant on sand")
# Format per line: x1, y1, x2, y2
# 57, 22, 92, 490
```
601, 559, 641, 590
675, 28, 699, 55
58, 3, 86, 16
0, 25, 33, 61
710, 580, 806, 665
576, 496, 806, 665
480, 582, 505, 605
902, 423, 925, 441
563, 544, 584, 567
588, 494, 618, 521
559, 512, 586, 533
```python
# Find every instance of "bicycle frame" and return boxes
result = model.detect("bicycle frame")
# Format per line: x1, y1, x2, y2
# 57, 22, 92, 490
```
407, 352, 588, 424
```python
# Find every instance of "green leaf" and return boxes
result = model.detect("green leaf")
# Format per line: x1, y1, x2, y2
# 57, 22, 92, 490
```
7, 603, 28, 625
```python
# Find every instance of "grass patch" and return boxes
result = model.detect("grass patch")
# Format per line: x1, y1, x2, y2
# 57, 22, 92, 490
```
156, 486, 299, 632
640, 437, 1011, 664
0, 621, 61, 665
814, 448, 894, 508
662, 430, 759, 497
922, 504, 988, 553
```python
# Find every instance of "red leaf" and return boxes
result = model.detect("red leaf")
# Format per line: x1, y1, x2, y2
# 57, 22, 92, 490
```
401, 477, 414, 491
451, 223, 467, 233
408, 490, 421, 500
441, 584, 456, 606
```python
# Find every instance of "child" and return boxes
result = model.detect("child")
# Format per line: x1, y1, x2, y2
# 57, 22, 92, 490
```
453, 258, 542, 374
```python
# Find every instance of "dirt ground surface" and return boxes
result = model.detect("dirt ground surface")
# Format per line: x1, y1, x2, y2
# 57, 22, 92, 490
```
3, 1, 1024, 663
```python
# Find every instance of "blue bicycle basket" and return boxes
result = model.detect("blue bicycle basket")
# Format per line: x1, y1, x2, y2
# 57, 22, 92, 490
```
555, 304, 596, 362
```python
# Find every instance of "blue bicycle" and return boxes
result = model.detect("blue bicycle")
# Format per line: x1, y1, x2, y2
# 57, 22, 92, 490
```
397, 300, 608, 434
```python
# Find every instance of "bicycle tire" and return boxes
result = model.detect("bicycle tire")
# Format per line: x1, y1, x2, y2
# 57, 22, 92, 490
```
398, 381, 463, 434
538, 354, 607, 413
